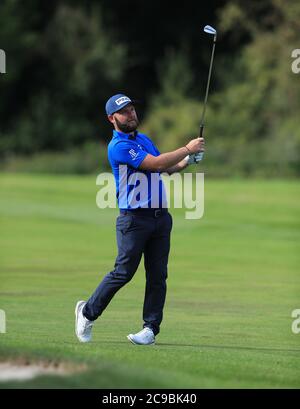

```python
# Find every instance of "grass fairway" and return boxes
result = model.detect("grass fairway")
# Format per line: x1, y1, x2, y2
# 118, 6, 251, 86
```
0, 173, 299, 388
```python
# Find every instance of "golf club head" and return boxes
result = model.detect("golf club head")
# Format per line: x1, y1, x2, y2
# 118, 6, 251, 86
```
204, 25, 217, 36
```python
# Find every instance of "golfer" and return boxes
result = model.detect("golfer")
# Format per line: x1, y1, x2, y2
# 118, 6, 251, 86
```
75, 94, 205, 345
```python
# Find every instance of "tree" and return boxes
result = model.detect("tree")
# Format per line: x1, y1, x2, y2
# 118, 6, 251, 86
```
0, 1, 127, 155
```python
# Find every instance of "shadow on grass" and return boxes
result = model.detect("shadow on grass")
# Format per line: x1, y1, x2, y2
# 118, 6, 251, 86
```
87, 340, 300, 354
157, 343, 300, 354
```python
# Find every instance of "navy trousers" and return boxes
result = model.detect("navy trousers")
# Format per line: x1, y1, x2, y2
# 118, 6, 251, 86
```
83, 210, 173, 336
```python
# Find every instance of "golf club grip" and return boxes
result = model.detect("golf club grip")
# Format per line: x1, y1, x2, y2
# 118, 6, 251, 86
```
199, 124, 204, 138
198, 125, 205, 161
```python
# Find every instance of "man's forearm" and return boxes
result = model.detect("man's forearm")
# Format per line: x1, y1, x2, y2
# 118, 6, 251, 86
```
155, 147, 190, 171
139, 137, 205, 173
164, 159, 189, 175
140, 146, 190, 172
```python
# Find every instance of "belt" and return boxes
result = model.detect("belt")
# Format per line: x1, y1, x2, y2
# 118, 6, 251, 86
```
120, 208, 168, 218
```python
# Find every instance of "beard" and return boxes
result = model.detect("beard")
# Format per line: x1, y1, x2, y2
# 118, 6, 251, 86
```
115, 117, 139, 133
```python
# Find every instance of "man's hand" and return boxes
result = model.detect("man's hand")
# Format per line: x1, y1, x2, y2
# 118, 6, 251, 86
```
194, 152, 204, 163
185, 137, 205, 154
185, 154, 196, 165
184, 152, 204, 165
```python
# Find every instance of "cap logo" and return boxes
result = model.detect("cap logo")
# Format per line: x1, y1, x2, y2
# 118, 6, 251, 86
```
115, 96, 131, 106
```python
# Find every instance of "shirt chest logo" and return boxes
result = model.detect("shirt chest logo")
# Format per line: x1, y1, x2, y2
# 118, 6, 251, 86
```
129, 148, 138, 159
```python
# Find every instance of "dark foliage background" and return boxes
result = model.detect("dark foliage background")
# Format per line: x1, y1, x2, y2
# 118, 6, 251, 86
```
0, 0, 299, 176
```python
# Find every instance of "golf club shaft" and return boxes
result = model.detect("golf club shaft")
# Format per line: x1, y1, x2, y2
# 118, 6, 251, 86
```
199, 35, 216, 138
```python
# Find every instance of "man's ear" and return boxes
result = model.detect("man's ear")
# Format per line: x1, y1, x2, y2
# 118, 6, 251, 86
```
107, 114, 114, 124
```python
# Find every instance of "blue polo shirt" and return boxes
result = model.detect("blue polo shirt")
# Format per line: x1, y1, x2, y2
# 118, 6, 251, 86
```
108, 130, 167, 209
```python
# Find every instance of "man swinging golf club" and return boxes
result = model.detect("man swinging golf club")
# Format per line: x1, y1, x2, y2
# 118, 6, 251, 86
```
75, 25, 216, 346
74, 94, 205, 345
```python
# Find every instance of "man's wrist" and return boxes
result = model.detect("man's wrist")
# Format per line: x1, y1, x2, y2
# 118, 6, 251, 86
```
184, 145, 191, 155
182, 158, 190, 169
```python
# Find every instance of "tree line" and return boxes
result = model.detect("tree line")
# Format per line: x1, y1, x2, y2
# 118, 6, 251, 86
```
0, 0, 299, 176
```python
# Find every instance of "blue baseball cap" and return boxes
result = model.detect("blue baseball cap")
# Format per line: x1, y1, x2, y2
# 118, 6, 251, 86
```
105, 94, 134, 116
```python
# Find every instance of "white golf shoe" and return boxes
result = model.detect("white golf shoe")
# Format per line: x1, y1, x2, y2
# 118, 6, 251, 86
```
75, 300, 94, 343
127, 327, 155, 345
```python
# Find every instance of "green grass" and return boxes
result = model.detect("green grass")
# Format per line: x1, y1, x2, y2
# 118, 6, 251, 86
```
0, 173, 299, 388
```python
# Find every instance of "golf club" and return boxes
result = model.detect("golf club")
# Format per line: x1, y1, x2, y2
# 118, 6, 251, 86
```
197, 25, 217, 160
